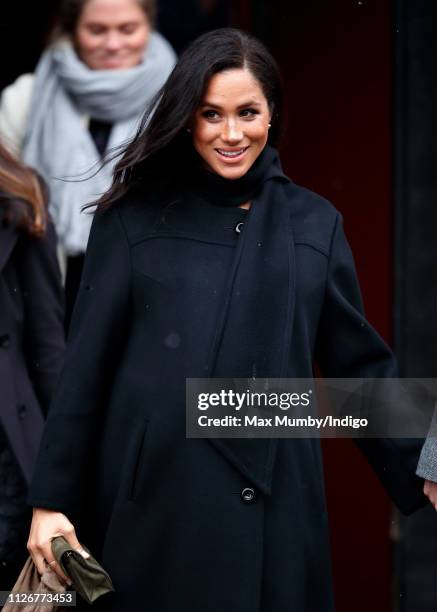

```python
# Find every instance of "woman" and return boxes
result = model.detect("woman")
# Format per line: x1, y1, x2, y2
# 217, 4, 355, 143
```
0, 0, 176, 327
26, 29, 426, 611
0, 143, 64, 589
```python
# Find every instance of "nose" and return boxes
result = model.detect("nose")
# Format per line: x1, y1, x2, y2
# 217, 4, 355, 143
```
221, 119, 243, 144
104, 31, 124, 52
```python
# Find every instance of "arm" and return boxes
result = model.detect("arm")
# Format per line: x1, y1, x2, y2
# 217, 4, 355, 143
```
17, 218, 65, 415
0, 74, 34, 157
417, 437, 437, 509
417, 438, 437, 482
314, 213, 426, 515
27, 204, 132, 516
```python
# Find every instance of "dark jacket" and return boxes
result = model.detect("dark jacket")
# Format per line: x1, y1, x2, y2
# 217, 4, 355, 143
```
0, 209, 65, 476
0, 205, 64, 568
28, 182, 425, 612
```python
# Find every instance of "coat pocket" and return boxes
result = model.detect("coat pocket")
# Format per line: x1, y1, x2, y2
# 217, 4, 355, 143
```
127, 420, 149, 502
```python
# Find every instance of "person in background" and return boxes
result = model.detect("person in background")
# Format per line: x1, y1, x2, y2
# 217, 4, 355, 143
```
0, 143, 64, 589
0, 0, 176, 328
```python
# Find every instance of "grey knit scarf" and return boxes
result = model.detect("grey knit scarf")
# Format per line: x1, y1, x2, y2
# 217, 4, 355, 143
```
22, 34, 176, 255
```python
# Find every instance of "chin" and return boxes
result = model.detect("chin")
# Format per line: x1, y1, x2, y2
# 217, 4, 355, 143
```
212, 163, 252, 181
220, 170, 247, 180
99, 61, 130, 70
93, 55, 140, 70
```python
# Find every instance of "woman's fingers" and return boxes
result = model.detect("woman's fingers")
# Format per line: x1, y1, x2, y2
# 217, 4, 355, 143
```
28, 535, 71, 584
31, 551, 48, 577
27, 508, 88, 584
423, 480, 437, 510
62, 526, 90, 559
40, 543, 71, 585
28, 541, 70, 584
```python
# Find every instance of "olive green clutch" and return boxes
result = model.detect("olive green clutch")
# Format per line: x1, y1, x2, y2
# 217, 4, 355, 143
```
51, 536, 115, 604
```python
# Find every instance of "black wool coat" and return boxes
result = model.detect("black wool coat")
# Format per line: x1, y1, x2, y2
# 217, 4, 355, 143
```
0, 210, 64, 481
28, 182, 425, 612
0, 207, 64, 568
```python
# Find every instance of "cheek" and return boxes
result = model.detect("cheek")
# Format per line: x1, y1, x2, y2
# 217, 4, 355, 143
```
192, 138, 208, 159
128, 36, 145, 52
248, 121, 270, 143
192, 125, 216, 150
130, 25, 151, 50
75, 32, 100, 55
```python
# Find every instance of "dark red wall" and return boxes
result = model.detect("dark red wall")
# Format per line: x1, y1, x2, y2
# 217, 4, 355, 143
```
269, 1, 393, 610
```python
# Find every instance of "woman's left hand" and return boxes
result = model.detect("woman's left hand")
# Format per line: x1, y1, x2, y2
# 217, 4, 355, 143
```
423, 480, 437, 509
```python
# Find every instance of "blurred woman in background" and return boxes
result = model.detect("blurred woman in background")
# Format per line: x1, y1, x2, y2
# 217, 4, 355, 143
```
0, 143, 64, 589
0, 0, 176, 327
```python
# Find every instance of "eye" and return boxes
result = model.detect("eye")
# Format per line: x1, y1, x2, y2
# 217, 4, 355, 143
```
120, 23, 139, 35
202, 110, 220, 121
239, 108, 259, 118
86, 25, 106, 35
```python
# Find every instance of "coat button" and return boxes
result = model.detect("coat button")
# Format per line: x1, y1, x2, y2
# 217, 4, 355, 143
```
241, 487, 256, 503
18, 405, 27, 420
0, 333, 11, 348
235, 222, 244, 234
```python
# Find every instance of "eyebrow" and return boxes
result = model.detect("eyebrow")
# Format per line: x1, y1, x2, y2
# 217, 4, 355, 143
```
200, 99, 263, 109
84, 20, 141, 27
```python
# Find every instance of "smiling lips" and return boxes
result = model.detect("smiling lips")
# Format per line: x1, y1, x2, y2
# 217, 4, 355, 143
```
215, 147, 249, 162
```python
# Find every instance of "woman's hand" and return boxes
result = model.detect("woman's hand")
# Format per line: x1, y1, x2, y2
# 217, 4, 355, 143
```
423, 480, 437, 510
27, 507, 89, 584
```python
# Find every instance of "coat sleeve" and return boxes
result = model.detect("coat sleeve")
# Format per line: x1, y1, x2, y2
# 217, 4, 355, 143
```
314, 213, 426, 515
26, 205, 132, 516
17, 219, 65, 415
417, 438, 437, 481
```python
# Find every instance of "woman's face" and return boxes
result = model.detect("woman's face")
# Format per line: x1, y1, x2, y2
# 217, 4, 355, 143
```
191, 68, 272, 180
75, 0, 151, 70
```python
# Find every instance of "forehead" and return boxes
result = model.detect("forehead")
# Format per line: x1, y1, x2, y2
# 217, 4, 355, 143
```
202, 68, 267, 106
79, 0, 145, 22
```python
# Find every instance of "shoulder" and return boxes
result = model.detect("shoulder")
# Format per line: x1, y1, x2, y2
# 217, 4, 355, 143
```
285, 182, 340, 256
1, 73, 35, 104
90, 185, 167, 245
102, 182, 175, 244
0, 74, 35, 156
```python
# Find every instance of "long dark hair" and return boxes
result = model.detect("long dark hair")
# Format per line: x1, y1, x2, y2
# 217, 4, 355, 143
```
52, 0, 156, 40
97, 28, 285, 210
0, 144, 47, 237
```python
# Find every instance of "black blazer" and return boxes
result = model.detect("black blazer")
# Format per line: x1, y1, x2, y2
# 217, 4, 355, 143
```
28, 183, 426, 612
0, 207, 65, 482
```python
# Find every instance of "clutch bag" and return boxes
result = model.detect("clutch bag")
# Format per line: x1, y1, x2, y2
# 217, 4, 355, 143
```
51, 536, 115, 604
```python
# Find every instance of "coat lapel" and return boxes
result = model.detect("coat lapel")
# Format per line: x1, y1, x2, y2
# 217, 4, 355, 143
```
206, 174, 296, 494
